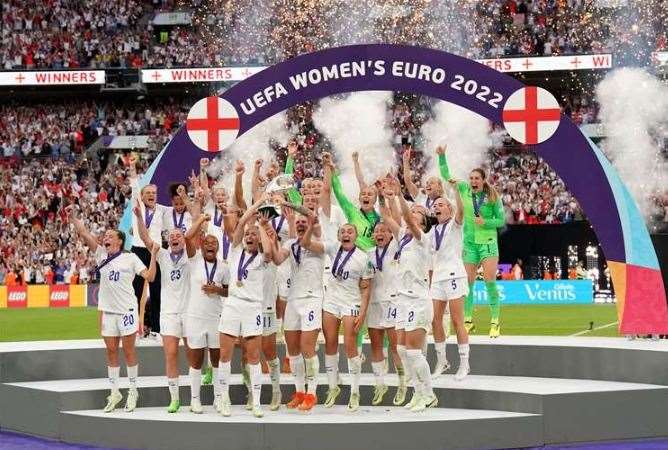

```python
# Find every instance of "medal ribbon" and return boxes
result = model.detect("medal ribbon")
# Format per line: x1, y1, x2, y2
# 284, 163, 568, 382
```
237, 250, 258, 283
331, 246, 356, 279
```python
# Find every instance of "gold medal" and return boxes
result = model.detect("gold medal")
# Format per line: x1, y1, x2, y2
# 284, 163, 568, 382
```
236, 280, 243, 287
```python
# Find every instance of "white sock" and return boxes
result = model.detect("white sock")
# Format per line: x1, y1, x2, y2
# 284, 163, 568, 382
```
168, 377, 179, 402
189, 367, 202, 400
408, 349, 433, 397
127, 365, 138, 391
348, 356, 362, 395
421, 338, 428, 356
249, 363, 262, 407
305, 356, 320, 395
212, 366, 221, 399
397, 345, 413, 387
289, 355, 306, 392
458, 343, 470, 364
218, 361, 231, 400
325, 353, 339, 389
435, 340, 447, 366
108, 366, 120, 395
371, 360, 385, 386
268, 357, 280, 392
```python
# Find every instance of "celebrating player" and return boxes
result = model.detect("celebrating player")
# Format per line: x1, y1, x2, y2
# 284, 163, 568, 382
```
217, 198, 275, 418
66, 205, 157, 413
437, 146, 505, 337
271, 212, 326, 411
321, 223, 374, 411
134, 201, 191, 413
379, 178, 438, 412
402, 146, 444, 209
184, 214, 228, 414
429, 183, 470, 381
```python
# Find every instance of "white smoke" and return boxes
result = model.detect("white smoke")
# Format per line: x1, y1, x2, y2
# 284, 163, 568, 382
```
421, 100, 492, 180
208, 111, 291, 197
596, 68, 668, 218
313, 91, 395, 199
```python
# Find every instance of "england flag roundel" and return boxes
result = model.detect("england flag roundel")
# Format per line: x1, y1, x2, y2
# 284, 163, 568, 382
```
186, 96, 240, 152
502, 86, 561, 145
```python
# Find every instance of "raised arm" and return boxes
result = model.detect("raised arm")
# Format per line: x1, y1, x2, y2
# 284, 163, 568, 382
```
436, 145, 451, 181
232, 197, 264, 247
397, 187, 422, 240
185, 213, 210, 258
402, 147, 419, 200
133, 200, 156, 250
233, 160, 248, 211
257, 212, 274, 263
450, 179, 465, 225
352, 151, 367, 190
199, 158, 211, 205
320, 152, 334, 217
65, 205, 98, 252
301, 213, 324, 254
285, 142, 303, 205
251, 159, 264, 203
139, 242, 159, 282
376, 182, 401, 239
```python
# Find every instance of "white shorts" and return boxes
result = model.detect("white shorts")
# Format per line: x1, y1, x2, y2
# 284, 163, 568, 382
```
430, 277, 469, 301
262, 309, 278, 336
277, 263, 291, 299
186, 316, 220, 349
284, 297, 322, 332
218, 296, 263, 338
323, 299, 360, 320
160, 312, 186, 338
101, 310, 138, 337
405, 298, 434, 332
367, 300, 396, 329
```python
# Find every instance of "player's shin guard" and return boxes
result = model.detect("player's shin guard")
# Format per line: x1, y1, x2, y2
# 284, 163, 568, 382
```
108, 366, 120, 395
249, 363, 262, 407
168, 378, 179, 402
325, 353, 339, 389
397, 345, 413, 385
407, 349, 433, 397
485, 281, 500, 324
212, 367, 221, 400
305, 356, 320, 396
348, 356, 362, 394
189, 367, 202, 401
289, 355, 306, 392
127, 365, 138, 391
371, 360, 385, 386
464, 288, 475, 322
218, 361, 231, 400
268, 357, 281, 392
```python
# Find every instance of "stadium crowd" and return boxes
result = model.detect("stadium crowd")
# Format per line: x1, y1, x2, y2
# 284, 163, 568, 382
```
1, 0, 666, 69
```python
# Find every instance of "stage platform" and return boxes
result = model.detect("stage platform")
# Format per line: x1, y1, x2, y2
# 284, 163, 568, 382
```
1, 336, 667, 450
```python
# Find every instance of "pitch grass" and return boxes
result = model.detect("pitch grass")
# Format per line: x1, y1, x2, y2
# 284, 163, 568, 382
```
0, 305, 620, 342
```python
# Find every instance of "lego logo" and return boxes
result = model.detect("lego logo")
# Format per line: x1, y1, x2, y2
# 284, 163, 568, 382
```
50, 292, 69, 301
8, 292, 26, 301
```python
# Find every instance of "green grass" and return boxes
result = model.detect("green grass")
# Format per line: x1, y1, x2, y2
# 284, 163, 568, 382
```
0, 304, 620, 342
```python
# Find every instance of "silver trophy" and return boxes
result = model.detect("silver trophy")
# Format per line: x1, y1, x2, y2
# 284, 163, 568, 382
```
259, 173, 295, 219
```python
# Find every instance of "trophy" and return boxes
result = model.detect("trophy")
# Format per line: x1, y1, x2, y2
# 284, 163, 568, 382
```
259, 173, 295, 219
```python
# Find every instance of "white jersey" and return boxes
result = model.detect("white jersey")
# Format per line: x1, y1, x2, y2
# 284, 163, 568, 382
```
227, 245, 269, 304
263, 262, 278, 309
163, 207, 193, 233
368, 240, 400, 303
285, 238, 326, 301
130, 178, 167, 248
413, 192, 438, 210
394, 228, 432, 298
431, 220, 466, 281
186, 251, 229, 320
270, 214, 290, 243
95, 247, 145, 314
319, 204, 345, 243
156, 248, 190, 314
324, 243, 374, 306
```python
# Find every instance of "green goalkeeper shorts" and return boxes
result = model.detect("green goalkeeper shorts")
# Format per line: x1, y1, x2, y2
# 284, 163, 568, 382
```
463, 240, 499, 265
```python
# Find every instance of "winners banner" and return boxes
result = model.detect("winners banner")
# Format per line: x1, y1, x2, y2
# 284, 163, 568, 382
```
473, 280, 594, 305
0, 70, 105, 86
